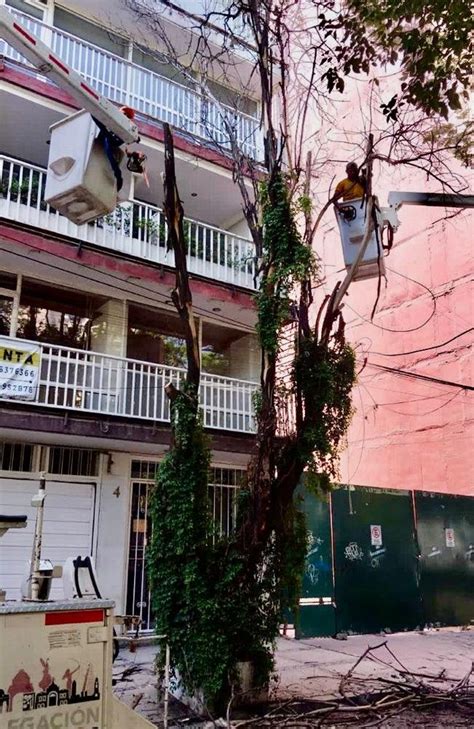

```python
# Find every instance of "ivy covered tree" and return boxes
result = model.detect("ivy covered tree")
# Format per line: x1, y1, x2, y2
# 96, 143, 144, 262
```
125, 0, 472, 714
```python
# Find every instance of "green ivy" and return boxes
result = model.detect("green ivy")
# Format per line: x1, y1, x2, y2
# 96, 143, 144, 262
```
294, 337, 356, 478
256, 175, 316, 355
148, 394, 307, 711
146, 386, 271, 710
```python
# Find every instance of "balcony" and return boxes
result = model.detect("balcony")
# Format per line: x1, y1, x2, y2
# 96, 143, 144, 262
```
0, 337, 258, 434
0, 155, 257, 290
0, 8, 263, 160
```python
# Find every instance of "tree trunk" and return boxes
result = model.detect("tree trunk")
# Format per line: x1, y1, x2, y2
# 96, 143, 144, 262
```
162, 123, 200, 390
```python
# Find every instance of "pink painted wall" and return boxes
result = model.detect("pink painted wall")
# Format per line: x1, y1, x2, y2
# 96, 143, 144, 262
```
317, 189, 473, 496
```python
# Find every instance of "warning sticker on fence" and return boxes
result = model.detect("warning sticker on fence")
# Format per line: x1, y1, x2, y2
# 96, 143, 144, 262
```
0, 337, 41, 401
445, 528, 455, 548
370, 524, 383, 547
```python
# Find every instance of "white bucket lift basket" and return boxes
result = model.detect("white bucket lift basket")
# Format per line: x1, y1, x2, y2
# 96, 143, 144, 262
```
44, 110, 125, 225
335, 198, 386, 281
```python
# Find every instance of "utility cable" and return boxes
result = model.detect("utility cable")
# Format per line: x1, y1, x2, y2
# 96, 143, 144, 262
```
378, 390, 462, 417
0, 244, 256, 333
346, 266, 437, 333
363, 361, 474, 391
368, 327, 474, 357
357, 379, 467, 408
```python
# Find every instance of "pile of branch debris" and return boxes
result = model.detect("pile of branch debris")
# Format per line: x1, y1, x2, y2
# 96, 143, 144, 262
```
231, 641, 474, 727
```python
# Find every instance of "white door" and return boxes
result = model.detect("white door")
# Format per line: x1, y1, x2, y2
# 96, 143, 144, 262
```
0, 478, 96, 600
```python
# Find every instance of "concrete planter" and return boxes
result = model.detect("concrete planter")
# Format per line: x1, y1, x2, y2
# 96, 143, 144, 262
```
167, 661, 268, 715
233, 661, 269, 706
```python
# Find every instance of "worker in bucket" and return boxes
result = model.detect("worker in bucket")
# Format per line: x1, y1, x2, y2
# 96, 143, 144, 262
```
333, 162, 367, 203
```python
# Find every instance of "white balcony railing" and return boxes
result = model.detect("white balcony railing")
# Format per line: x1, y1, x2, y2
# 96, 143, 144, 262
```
0, 9, 263, 160
0, 337, 258, 434
0, 155, 257, 289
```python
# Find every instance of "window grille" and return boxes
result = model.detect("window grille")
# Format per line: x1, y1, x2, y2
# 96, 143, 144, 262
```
0, 441, 34, 471
130, 460, 160, 481
48, 447, 99, 477
209, 467, 245, 536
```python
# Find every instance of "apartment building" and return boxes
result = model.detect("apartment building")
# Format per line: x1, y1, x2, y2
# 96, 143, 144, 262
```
0, 0, 262, 626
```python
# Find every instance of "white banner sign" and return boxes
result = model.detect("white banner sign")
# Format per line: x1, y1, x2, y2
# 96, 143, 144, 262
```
0, 337, 41, 401
370, 524, 383, 547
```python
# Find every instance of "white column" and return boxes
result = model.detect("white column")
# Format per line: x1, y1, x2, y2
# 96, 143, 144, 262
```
90, 299, 128, 357
9, 273, 22, 338
89, 300, 128, 415
228, 334, 259, 381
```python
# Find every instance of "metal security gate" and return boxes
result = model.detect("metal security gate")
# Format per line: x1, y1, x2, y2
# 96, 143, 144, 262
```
415, 492, 474, 626
296, 489, 335, 638
125, 462, 245, 631
332, 486, 422, 634
126, 477, 154, 630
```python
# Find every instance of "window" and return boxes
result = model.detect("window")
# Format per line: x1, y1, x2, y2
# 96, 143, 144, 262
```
201, 323, 259, 380
0, 272, 17, 292
0, 272, 19, 338
130, 460, 160, 480
53, 7, 129, 58
200, 321, 234, 377
127, 304, 187, 367
125, 461, 245, 632
0, 297, 13, 337
207, 79, 258, 117
132, 46, 195, 88
17, 280, 106, 349
6, 0, 46, 20
210, 467, 245, 486
0, 441, 34, 471
48, 447, 99, 477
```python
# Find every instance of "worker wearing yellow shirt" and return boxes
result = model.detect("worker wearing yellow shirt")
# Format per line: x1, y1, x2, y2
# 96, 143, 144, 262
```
333, 162, 366, 203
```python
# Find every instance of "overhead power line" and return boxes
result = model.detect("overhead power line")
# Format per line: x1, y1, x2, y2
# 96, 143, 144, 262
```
369, 327, 474, 357
0, 244, 256, 333
346, 266, 437, 334
364, 361, 474, 391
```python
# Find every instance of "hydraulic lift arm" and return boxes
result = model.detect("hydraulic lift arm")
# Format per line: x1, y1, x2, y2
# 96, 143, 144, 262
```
0, 5, 139, 144
388, 191, 474, 211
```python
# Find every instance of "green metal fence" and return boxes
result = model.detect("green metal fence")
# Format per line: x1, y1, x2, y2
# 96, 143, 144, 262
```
332, 486, 421, 634
296, 485, 474, 638
296, 490, 335, 638
415, 492, 474, 627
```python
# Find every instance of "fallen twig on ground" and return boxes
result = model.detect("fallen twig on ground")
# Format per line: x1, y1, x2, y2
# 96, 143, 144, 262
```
230, 642, 474, 727
113, 664, 144, 682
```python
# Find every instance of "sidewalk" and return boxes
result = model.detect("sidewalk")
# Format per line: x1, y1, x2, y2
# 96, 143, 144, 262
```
112, 627, 474, 726
273, 627, 474, 701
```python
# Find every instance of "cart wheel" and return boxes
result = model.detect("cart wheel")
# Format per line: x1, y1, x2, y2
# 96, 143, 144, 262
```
112, 628, 120, 663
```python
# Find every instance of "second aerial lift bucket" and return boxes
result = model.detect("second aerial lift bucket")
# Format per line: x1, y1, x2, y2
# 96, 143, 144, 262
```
0, 5, 140, 227
44, 110, 135, 225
